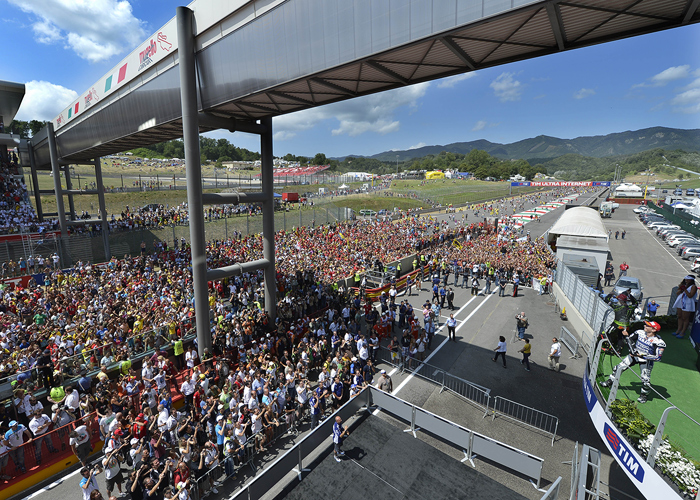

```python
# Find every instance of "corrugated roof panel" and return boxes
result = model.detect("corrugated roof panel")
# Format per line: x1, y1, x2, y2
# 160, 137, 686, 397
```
573, 0, 638, 10
309, 79, 352, 94
420, 40, 469, 67
276, 81, 312, 93
359, 63, 399, 83
452, 38, 502, 63
375, 42, 434, 63
627, 0, 683, 18
578, 13, 662, 41
457, 9, 535, 41
356, 80, 394, 93
380, 62, 421, 79
482, 42, 542, 63
318, 65, 362, 81
411, 64, 455, 80
508, 9, 556, 46
560, 5, 615, 42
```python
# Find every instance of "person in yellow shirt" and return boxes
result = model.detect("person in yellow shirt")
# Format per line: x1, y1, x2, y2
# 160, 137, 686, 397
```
518, 338, 532, 371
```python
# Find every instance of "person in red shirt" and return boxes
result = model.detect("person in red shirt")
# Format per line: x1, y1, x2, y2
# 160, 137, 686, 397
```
619, 262, 629, 277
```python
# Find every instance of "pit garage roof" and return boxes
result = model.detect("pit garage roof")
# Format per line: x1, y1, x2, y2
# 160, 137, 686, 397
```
548, 206, 609, 242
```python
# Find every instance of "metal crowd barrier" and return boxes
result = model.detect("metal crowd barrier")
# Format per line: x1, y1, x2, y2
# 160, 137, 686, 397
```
539, 476, 562, 500
490, 396, 559, 446
559, 326, 581, 359
400, 357, 492, 415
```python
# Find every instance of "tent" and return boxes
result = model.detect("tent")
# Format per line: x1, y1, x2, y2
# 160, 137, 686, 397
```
338, 184, 349, 189
671, 202, 691, 209
425, 171, 445, 180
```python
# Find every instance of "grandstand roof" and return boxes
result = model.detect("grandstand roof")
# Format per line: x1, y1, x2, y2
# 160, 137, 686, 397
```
0, 81, 25, 128
547, 206, 608, 244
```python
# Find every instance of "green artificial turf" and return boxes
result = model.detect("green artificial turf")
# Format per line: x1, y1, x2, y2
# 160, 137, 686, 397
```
597, 329, 700, 462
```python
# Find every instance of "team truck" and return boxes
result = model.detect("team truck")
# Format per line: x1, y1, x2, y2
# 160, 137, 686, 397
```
600, 201, 614, 218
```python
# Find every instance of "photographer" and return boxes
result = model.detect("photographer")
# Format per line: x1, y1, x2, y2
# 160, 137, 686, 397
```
70, 421, 93, 467
79, 464, 102, 500
102, 441, 128, 497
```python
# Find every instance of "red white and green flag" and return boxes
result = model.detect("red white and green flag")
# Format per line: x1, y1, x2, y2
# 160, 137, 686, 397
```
104, 63, 129, 92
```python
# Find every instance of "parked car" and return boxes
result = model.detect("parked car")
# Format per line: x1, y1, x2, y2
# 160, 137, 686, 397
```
683, 248, 700, 260
633, 206, 651, 214
669, 236, 698, 248
359, 209, 377, 217
612, 276, 643, 302
691, 257, 700, 273
677, 242, 700, 255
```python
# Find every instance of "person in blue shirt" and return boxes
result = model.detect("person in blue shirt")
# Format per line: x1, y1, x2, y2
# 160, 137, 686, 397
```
646, 300, 659, 317
309, 394, 321, 429
332, 416, 349, 462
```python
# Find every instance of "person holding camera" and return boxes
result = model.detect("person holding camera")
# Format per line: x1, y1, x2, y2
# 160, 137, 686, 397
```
80, 464, 102, 500
102, 442, 128, 497
515, 312, 529, 341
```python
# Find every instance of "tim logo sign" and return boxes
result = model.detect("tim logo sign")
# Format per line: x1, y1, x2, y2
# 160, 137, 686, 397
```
604, 423, 645, 482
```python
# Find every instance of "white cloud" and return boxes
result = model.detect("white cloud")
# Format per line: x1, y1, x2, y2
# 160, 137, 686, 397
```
15, 80, 79, 122
408, 142, 426, 150
670, 88, 700, 114
682, 78, 700, 91
490, 73, 522, 102
273, 83, 430, 140
472, 120, 486, 131
632, 65, 691, 88
573, 88, 596, 100
7, 0, 146, 63
437, 73, 476, 89
651, 65, 690, 85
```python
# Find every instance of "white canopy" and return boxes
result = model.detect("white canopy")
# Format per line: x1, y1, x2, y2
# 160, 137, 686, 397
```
338, 184, 349, 189
547, 206, 608, 245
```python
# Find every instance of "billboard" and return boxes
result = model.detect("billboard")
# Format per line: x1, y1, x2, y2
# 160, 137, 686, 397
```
511, 181, 611, 187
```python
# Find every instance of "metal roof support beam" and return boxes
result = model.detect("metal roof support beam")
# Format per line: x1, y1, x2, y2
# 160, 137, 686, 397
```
683, 0, 700, 23
47, 122, 67, 237
260, 115, 277, 323
206, 258, 270, 282
197, 113, 267, 135
27, 143, 43, 222
546, 3, 567, 51
64, 189, 99, 195
178, 6, 211, 357
439, 37, 476, 70
310, 77, 357, 96
62, 165, 76, 221
202, 192, 267, 205
364, 60, 409, 85
94, 157, 111, 260
268, 91, 314, 106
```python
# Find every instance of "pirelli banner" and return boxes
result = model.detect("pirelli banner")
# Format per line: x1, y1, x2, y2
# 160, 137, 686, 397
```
511, 181, 611, 187
582, 367, 679, 499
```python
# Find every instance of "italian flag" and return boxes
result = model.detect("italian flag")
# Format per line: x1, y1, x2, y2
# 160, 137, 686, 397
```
104, 63, 128, 92
68, 102, 79, 118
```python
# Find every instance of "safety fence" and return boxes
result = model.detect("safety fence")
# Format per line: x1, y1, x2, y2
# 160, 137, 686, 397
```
559, 325, 581, 359
490, 396, 559, 446
3, 411, 101, 480
554, 260, 613, 357
375, 347, 561, 443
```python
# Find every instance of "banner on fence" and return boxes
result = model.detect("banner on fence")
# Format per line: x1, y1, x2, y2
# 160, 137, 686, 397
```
582, 367, 677, 498
511, 181, 611, 187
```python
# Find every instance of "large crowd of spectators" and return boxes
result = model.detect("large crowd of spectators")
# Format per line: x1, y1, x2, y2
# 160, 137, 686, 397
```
0, 155, 54, 235
0, 187, 584, 497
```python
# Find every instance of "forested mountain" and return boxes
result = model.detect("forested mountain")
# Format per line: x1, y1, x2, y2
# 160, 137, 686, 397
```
365, 127, 700, 162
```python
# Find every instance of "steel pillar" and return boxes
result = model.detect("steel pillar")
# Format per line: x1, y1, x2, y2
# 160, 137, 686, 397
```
64, 165, 76, 220
260, 116, 277, 322
47, 123, 67, 237
28, 145, 43, 221
94, 158, 111, 260
178, 6, 211, 357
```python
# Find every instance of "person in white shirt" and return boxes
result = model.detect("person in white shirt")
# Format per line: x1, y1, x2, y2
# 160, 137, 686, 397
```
28, 410, 59, 464
549, 337, 562, 372
64, 386, 80, 412
157, 404, 170, 434
492, 336, 507, 368
185, 346, 198, 369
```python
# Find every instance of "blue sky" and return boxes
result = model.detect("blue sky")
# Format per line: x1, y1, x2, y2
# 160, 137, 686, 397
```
4, 0, 700, 158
